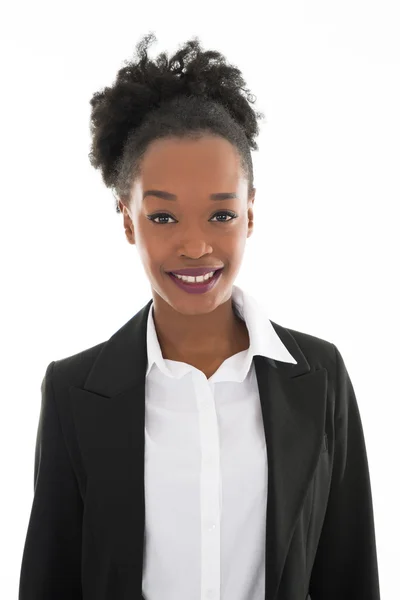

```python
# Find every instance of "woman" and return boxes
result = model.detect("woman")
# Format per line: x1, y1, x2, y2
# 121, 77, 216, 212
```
19, 32, 380, 600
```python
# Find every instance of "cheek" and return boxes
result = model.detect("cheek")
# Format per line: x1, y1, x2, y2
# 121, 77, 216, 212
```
224, 230, 247, 254
141, 240, 168, 271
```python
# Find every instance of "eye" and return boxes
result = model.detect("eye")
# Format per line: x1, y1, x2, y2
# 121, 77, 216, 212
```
146, 210, 237, 225
211, 211, 237, 223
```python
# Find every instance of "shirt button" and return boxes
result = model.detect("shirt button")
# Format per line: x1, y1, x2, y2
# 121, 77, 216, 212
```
206, 590, 214, 599
207, 522, 216, 531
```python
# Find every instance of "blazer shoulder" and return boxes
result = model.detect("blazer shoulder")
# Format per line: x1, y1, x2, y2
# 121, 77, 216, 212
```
271, 320, 336, 372
50, 340, 107, 391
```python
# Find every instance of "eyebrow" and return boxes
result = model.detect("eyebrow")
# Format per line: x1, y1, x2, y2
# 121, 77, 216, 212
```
143, 190, 239, 201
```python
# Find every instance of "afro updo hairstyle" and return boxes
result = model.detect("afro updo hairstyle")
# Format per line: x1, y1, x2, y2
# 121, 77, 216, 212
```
88, 31, 265, 214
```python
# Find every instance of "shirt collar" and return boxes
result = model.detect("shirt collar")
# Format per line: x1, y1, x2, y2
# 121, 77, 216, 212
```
145, 283, 297, 382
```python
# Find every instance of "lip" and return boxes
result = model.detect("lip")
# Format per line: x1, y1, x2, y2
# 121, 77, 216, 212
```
167, 266, 224, 276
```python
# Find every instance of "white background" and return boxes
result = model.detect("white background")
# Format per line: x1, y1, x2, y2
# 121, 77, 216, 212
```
1, 1, 399, 597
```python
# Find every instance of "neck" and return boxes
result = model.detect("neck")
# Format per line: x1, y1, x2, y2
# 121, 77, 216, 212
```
152, 295, 247, 361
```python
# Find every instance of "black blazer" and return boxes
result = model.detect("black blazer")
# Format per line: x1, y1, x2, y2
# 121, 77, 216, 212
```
19, 299, 381, 600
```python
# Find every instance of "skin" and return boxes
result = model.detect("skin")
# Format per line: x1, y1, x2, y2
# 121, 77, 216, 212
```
118, 134, 255, 378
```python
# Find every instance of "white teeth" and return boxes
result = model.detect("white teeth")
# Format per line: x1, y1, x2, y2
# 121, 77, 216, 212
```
172, 270, 216, 283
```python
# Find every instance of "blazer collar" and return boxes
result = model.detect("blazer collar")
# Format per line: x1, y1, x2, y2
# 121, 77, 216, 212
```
69, 298, 327, 600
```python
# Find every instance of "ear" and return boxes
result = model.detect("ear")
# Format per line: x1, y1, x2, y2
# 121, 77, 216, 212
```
119, 200, 135, 245
247, 190, 255, 238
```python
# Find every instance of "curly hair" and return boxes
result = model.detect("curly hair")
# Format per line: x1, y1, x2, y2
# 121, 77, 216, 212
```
88, 31, 265, 213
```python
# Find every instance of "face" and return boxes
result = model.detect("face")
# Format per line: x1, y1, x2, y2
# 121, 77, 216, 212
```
119, 135, 255, 317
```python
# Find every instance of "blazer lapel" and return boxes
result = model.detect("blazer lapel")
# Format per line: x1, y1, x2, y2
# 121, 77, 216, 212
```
69, 299, 327, 600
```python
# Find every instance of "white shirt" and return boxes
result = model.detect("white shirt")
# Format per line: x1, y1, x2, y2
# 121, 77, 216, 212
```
142, 284, 298, 600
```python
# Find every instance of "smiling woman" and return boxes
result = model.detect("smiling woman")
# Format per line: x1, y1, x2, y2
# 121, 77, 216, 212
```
86, 31, 265, 358
18, 29, 381, 600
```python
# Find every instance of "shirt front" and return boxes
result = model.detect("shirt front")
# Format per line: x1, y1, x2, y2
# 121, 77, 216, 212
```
142, 284, 297, 600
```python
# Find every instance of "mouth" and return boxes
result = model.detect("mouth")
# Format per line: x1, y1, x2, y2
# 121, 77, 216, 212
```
167, 268, 224, 293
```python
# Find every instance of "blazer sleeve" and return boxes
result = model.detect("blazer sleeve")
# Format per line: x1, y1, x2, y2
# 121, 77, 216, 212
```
309, 343, 381, 599
19, 361, 83, 600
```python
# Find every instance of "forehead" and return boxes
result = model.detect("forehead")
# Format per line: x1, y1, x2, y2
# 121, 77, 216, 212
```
139, 135, 243, 185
